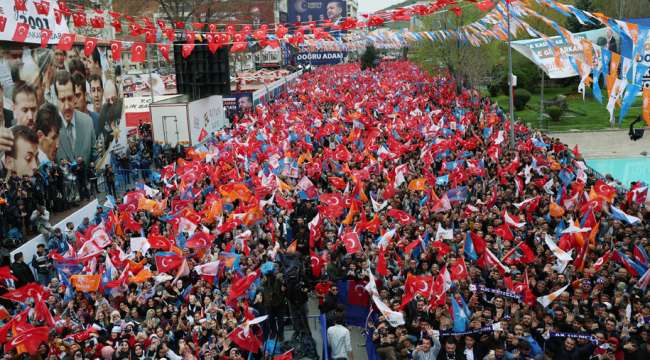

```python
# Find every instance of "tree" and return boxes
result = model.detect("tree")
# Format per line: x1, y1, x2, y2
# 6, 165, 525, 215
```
157, 0, 228, 23
411, 7, 502, 92
361, 45, 378, 70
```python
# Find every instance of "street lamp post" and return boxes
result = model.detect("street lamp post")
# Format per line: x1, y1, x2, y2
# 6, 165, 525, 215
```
507, 0, 516, 149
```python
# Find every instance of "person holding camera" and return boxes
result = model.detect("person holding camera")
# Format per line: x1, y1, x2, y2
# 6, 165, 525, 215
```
30, 204, 52, 236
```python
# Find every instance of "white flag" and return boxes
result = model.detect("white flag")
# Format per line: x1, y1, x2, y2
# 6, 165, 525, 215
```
537, 284, 570, 308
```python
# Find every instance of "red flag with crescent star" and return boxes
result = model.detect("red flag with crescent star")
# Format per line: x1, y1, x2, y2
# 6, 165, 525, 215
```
57, 33, 75, 51
131, 42, 146, 63
401, 274, 434, 307
110, 41, 122, 61
228, 325, 263, 353
5, 326, 49, 355
386, 208, 415, 225
450, 258, 469, 281
227, 269, 261, 304
155, 252, 184, 274
341, 231, 362, 254
12, 23, 29, 43
39, 28, 52, 48
0, 283, 49, 303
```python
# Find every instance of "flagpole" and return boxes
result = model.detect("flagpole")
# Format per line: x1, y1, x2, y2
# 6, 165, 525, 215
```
507, 0, 516, 149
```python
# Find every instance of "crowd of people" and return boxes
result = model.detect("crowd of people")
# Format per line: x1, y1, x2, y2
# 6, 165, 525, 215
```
0, 60, 648, 360
0, 46, 168, 250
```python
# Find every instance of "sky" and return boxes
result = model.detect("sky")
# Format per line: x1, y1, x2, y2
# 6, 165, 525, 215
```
358, 0, 407, 14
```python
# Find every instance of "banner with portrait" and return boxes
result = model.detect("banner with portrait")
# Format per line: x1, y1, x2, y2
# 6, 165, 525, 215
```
0, 42, 177, 181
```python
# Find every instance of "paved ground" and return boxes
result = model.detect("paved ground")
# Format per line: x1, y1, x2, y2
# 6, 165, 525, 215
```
548, 129, 650, 159
284, 297, 368, 360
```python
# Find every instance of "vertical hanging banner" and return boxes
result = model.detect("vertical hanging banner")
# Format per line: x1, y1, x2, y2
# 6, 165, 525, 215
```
620, 24, 650, 90
0, 0, 69, 44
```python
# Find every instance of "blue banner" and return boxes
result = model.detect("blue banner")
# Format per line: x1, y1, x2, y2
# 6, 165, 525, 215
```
294, 51, 348, 66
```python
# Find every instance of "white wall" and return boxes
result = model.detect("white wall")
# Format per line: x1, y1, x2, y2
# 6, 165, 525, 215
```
187, 95, 227, 145
11, 199, 99, 265
151, 103, 189, 147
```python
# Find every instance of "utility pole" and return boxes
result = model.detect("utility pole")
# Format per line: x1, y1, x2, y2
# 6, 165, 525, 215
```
507, 0, 515, 149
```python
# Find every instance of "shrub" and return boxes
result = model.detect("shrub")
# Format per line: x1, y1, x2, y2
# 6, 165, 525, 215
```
547, 106, 564, 122
514, 89, 532, 111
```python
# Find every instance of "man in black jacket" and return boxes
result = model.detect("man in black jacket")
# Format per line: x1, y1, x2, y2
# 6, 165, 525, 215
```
31, 244, 52, 285
10, 252, 35, 288
437, 337, 466, 360
546, 337, 595, 360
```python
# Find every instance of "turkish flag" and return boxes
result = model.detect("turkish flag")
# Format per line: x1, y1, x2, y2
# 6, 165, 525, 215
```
84, 37, 98, 57
6, 326, 49, 355
404, 238, 421, 255
328, 177, 347, 190
450, 258, 469, 281
347, 279, 369, 306
495, 223, 514, 241
164, 28, 175, 42
34, 1, 50, 15
158, 43, 171, 62
310, 250, 322, 278
228, 326, 262, 353
386, 209, 415, 225
39, 28, 52, 48
72, 12, 87, 27
186, 231, 214, 249
34, 299, 55, 328
274, 349, 293, 360
372, 247, 387, 278
475, 1, 495, 12
111, 19, 122, 33
12, 22, 29, 43
154, 253, 183, 273
0, 16, 6, 32
198, 128, 209, 142
230, 42, 248, 53
227, 269, 260, 303
341, 231, 362, 254
131, 42, 146, 63
0, 266, 17, 281
181, 43, 195, 59
1, 283, 49, 303
591, 179, 616, 203
402, 274, 434, 306
14, 0, 27, 11
148, 233, 172, 250
90, 16, 104, 29
108, 39, 124, 60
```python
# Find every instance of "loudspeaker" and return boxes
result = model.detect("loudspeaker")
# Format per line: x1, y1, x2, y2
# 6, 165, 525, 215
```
174, 40, 231, 99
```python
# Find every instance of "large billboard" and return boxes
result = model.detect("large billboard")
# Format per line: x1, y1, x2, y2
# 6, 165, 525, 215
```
0, 42, 178, 178
288, 0, 347, 24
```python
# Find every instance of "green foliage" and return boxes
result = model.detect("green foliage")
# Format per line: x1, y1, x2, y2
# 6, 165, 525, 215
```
361, 45, 378, 70
514, 89, 532, 111
547, 105, 564, 122
411, 7, 501, 90
511, 52, 541, 93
